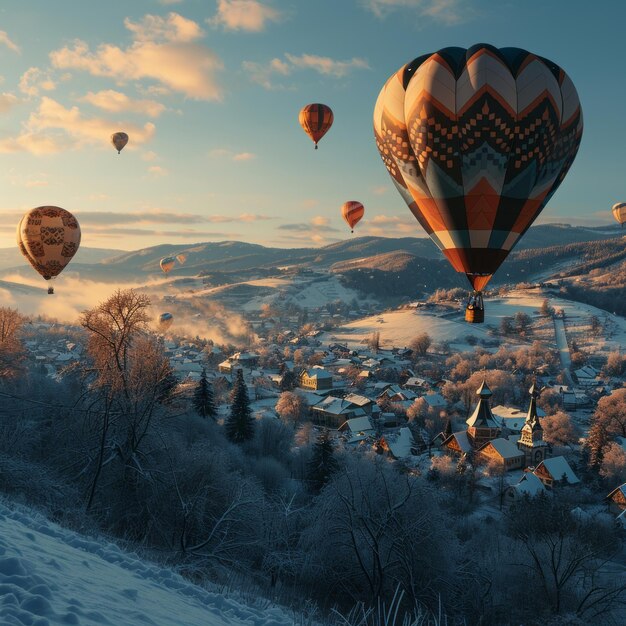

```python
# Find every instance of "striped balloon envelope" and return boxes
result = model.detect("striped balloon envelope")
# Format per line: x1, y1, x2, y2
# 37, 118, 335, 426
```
299, 103, 333, 149
612, 203, 626, 228
341, 201, 365, 233
374, 44, 583, 292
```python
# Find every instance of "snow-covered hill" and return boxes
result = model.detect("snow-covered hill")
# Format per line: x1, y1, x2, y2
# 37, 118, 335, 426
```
0, 501, 295, 626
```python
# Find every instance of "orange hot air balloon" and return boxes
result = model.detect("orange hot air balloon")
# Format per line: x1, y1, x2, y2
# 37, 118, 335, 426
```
158, 312, 174, 332
17, 206, 81, 294
612, 203, 626, 228
341, 201, 365, 233
160, 256, 176, 274
374, 44, 583, 322
299, 104, 333, 149
111, 131, 129, 154
176, 253, 187, 265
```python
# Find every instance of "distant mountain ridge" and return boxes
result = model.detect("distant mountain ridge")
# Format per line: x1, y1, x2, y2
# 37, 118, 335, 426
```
0, 224, 621, 283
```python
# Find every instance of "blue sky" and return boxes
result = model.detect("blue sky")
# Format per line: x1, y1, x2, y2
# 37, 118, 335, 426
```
0, 0, 623, 250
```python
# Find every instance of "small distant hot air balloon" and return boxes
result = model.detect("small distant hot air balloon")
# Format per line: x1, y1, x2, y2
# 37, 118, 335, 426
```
158, 312, 174, 332
160, 256, 176, 274
299, 104, 333, 149
17, 206, 81, 295
176, 253, 187, 265
374, 44, 583, 323
111, 132, 128, 154
341, 201, 365, 233
612, 203, 626, 228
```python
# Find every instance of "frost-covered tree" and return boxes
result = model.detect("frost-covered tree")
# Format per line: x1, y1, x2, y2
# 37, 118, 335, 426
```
307, 429, 338, 491
599, 442, 626, 484
542, 411, 579, 448
275, 391, 307, 427
225, 369, 254, 443
0, 307, 26, 379
193, 368, 216, 419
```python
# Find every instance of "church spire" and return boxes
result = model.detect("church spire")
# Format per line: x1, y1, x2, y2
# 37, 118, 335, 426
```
526, 383, 542, 431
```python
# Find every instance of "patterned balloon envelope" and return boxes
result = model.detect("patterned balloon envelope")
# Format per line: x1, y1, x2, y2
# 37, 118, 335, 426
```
160, 256, 176, 274
111, 131, 129, 154
341, 201, 365, 233
17, 206, 81, 284
612, 203, 626, 228
158, 312, 174, 331
299, 104, 333, 149
374, 44, 583, 291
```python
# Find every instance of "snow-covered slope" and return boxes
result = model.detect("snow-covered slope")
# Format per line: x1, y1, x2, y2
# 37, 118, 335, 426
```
0, 502, 294, 626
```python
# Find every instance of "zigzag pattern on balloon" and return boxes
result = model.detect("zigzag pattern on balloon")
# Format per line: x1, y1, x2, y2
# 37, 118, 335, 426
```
374, 44, 583, 291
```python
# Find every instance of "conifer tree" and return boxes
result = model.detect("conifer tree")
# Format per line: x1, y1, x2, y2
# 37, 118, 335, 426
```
307, 429, 338, 491
225, 369, 255, 443
193, 368, 216, 419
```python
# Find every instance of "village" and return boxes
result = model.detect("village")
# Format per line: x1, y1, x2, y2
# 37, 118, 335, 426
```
19, 289, 626, 533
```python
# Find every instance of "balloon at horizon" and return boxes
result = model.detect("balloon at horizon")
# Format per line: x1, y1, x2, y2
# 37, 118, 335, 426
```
17, 206, 81, 292
374, 43, 583, 292
612, 203, 626, 228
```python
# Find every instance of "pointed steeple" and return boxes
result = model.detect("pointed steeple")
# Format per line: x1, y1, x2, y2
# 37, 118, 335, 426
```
467, 380, 498, 428
525, 383, 542, 432
476, 379, 492, 399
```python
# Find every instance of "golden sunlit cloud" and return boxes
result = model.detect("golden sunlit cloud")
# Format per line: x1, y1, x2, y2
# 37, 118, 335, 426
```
80, 89, 166, 117
243, 53, 369, 89
209, 148, 257, 161
0, 92, 20, 112
18, 67, 56, 97
0, 31, 20, 54
50, 13, 223, 101
0, 97, 156, 154
209, 0, 282, 32
363, 0, 469, 24
147, 165, 169, 177
124, 12, 204, 43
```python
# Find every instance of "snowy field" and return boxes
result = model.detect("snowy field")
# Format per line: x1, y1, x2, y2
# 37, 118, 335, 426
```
0, 501, 295, 626
319, 290, 626, 353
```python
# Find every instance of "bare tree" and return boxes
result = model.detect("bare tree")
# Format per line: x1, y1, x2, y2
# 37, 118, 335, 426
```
0, 307, 27, 379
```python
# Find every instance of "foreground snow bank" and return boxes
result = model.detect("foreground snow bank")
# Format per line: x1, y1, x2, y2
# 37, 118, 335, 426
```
0, 501, 294, 626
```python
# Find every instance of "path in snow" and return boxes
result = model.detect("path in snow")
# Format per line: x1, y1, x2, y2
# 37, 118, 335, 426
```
553, 316, 574, 386
0, 502, 294, 626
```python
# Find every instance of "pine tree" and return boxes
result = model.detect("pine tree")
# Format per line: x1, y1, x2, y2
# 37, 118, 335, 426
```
225, 369, 255, 443
193, 368, 216, 419
307, 429, 338, 491
586, 421, 610, 470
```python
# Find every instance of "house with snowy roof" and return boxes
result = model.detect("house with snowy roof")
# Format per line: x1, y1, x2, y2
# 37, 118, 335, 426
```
379, 427, 417, 460
606, 483, 626, 515
299, 366, 333, 391
532, 456, 579, 488
505, 472, 546, 502
478, 436, 525, 470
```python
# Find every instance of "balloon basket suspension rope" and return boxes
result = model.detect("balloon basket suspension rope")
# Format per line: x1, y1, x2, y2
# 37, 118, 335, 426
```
465, 290, 484, 324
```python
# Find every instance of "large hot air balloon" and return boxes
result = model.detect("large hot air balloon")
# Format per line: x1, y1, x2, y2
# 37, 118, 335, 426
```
111, 131, 128, 154
612, 203, 626, 228
341, 201, 365, 233
17, 206, 81, 295
176, 253, 187, 265
160, 256, 176, 274
158, 312, 174, 332
299, 104, 333, 149
374, 44, 583, 322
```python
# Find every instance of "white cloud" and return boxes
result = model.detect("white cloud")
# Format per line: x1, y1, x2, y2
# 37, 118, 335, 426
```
285, 54, 369, 77
19, 67, 57, 97
209, 0, 281, 32
363, 0, 469, 25
209, 148, 257, 162
243, 53, 369, 89
124, 12, 204, 42
0, 31, 20, 54
232, 152, 256, 161
0, 92, 19, 112
141, 150, 158, 161
148, 165, 168, 177
371, 185, 388, 195
0, 97, 156, 154
80, 90, 166, 118
50, 14, 223, 101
